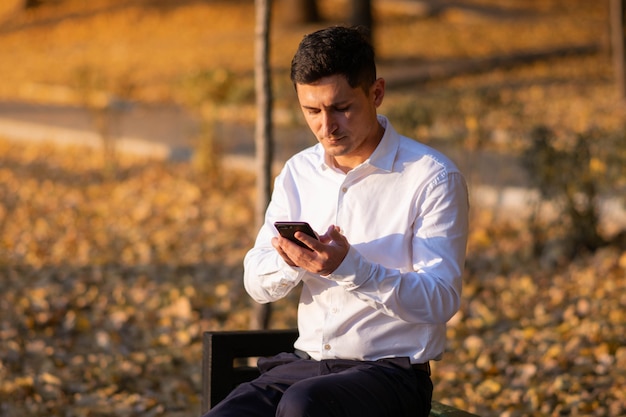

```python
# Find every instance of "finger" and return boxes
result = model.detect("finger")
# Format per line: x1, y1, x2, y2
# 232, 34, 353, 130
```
272, 237, 297, 266
329, 225, 345, 242
294, 231, 321, 251
318, 225, 336, 243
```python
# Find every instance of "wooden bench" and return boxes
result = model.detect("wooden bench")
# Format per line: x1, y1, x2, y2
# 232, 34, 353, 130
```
201, 329, 479, 417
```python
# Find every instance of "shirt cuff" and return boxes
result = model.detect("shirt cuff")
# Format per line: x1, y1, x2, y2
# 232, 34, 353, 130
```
266, 262, 305, 298
324, 246, 371, 289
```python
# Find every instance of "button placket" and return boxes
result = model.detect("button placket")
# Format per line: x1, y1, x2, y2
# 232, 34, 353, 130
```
336, 179, 352, 235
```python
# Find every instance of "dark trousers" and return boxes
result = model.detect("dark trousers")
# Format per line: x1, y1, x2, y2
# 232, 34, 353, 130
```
204, 352, 433, 417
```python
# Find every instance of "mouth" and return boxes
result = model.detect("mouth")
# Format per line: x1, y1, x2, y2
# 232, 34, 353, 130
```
324, 136, 345, 145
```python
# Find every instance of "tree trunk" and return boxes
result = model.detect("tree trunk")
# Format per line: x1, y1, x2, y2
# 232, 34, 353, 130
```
610, 0, 626, 99
22, 0, 42, 8
350, 0, 372, 31
282, 0, 320, 25
251, 0, 274, 330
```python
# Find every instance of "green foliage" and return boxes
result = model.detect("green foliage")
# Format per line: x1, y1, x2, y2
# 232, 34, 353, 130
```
522, 126, 626, 256
192, 120, 222, 179
176, 69, 253, 110
72, 64, 136, 103
384, 98, 433, 138
175, 69, 254, 177
71, 65, 136, 177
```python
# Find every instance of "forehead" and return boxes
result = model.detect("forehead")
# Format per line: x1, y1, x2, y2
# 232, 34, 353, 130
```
296, 75, 366, 106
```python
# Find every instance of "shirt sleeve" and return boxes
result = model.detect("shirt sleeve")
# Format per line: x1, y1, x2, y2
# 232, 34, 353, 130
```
243, 234, 306, 304
325, 171, 469, 324
243, 167, 307, 304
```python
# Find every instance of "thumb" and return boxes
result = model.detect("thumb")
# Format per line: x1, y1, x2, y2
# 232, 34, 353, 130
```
320, 225, 343, 244
329, 225, 343, 240
329, 225, 349, 248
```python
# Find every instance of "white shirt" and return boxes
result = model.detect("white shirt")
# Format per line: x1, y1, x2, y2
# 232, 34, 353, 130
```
244, 116, 469, 363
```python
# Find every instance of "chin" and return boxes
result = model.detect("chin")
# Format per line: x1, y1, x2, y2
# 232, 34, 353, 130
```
325, 146, 350, 157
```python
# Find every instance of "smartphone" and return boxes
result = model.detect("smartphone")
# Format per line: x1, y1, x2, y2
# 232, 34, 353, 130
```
274, 221, 318, 249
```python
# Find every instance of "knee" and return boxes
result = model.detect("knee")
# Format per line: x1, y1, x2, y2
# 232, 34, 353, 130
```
277, 381, 336, 417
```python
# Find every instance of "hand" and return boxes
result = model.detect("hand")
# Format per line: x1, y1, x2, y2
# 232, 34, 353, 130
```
272, 225, 349, 276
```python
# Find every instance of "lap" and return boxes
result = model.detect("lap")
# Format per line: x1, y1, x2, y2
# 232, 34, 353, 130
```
204, 353, 433, 417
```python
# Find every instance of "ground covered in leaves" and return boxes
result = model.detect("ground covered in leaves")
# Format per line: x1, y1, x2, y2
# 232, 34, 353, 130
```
1, 0, 626, 416
0, 138, 625, 417
0, 140, 263, 416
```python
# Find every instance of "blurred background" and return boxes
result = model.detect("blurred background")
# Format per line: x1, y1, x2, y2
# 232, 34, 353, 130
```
0, 0, 625, 416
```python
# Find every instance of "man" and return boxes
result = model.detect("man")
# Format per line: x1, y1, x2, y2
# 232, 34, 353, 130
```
206, 25, 469, 417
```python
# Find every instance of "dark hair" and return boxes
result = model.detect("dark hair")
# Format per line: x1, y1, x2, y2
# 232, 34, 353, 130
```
290, 26, 376, 92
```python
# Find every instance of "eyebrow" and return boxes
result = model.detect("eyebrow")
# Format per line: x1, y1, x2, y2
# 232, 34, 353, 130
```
301, 100, 351, 111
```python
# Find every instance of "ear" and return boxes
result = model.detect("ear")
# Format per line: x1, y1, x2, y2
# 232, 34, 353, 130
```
371, 78, 385, 107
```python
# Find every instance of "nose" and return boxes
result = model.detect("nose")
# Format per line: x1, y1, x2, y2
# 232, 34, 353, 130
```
320, 111, 338, 138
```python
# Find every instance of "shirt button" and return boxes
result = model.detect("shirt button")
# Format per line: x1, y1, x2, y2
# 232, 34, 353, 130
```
324, 344, 331, 351
341, 187, 348, 193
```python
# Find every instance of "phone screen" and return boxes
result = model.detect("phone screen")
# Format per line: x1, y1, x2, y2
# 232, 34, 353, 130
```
274, 221, 318, 249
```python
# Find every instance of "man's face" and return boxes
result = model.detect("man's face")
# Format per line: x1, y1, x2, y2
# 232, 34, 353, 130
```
296, 74, 385, 171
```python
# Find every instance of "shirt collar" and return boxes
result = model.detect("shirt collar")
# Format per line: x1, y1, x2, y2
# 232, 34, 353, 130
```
367, 115, 399, 173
